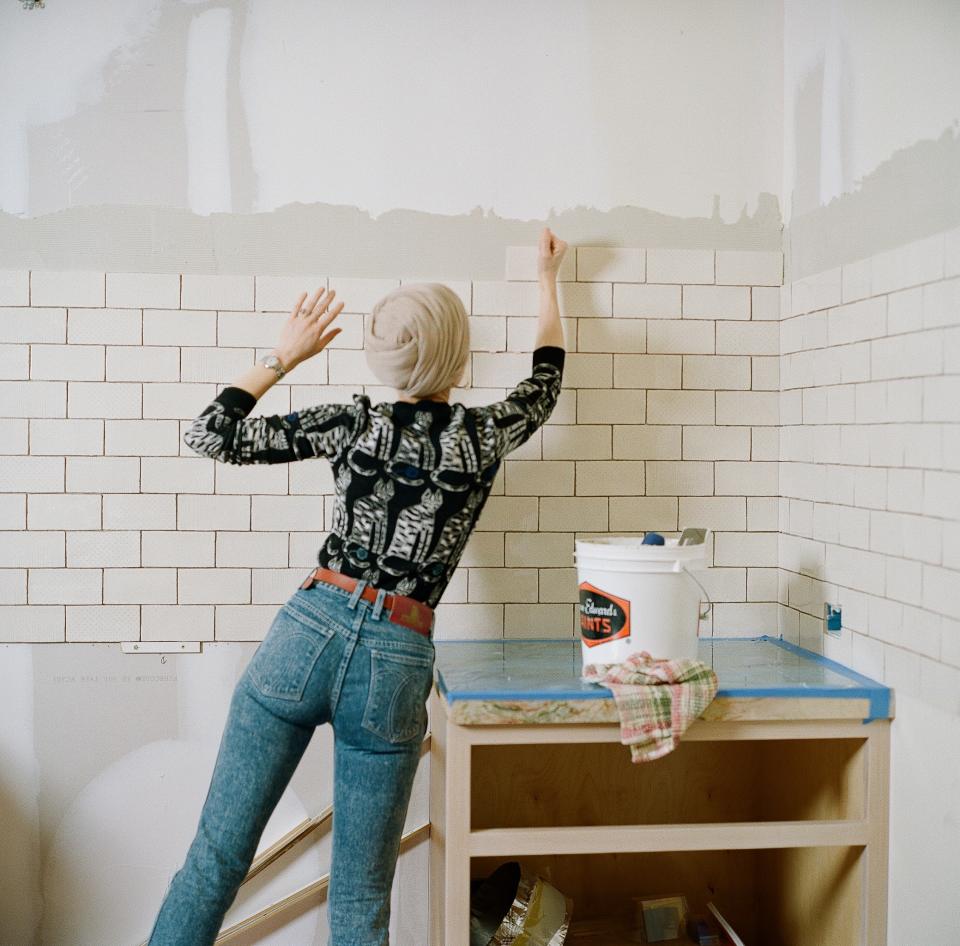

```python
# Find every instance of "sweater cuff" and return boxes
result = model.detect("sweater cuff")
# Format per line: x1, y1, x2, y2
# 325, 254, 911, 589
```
532, 345, 565, 372
216, 386, 257, 415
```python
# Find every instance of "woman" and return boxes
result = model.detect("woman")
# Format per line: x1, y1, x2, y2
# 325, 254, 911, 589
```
146, 227, 568, 945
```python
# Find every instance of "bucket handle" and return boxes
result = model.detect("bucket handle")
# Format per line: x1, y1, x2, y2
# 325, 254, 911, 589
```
682, 566, 713, 622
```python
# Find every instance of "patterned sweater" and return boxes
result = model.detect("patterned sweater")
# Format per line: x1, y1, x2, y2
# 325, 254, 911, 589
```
182, 346, 565, 607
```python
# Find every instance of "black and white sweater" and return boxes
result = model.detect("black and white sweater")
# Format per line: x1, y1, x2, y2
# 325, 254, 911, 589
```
183, 346, 565, 607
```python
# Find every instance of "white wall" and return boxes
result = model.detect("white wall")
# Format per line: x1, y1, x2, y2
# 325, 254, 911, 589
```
0, 0, 782, 224
781, 3, 960, 942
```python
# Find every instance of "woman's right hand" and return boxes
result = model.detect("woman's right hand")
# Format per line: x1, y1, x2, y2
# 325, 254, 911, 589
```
537, 226, 568, 282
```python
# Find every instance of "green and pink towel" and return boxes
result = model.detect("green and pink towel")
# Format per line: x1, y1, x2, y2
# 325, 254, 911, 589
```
581, 651, 719, 763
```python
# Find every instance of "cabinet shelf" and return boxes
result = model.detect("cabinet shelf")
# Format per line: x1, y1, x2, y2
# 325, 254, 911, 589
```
467, 819, 870, 857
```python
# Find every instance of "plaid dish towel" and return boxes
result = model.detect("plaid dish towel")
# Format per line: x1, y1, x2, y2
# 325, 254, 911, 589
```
580, 651, 719, 763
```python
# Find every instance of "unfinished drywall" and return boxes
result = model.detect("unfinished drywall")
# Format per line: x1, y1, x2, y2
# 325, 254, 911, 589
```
0, 641, 431, 944
782, 0, 960, 280
0, 0, 784, 274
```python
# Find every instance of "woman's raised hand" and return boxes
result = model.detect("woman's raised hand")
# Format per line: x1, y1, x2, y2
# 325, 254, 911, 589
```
537, 226, 568, 282
274, 287, 346, 369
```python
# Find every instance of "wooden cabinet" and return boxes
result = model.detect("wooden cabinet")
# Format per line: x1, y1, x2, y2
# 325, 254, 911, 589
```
428, 637, 893, 946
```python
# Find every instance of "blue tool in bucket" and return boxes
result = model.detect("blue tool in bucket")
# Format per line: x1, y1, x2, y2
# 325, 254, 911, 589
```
575, 529, 713, 666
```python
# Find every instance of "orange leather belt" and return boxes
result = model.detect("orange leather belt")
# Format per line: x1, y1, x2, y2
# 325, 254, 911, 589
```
299, 566, 434, 638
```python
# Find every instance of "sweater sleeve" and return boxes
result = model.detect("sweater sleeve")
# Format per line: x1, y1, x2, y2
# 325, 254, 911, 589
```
182, 386, 360, 465
470, 346, 565, 461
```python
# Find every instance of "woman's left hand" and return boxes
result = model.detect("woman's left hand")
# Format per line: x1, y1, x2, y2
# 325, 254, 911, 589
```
274, 287, 346, 369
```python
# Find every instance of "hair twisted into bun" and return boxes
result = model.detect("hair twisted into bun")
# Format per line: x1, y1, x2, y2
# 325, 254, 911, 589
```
364, 283, 470, 398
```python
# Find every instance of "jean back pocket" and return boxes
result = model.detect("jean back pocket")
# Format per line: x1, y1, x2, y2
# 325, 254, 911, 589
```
248, 610, 335, 702
361, 646, 435, 744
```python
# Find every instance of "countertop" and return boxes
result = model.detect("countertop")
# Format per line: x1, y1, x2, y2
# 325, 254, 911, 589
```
432, 635, 893, 725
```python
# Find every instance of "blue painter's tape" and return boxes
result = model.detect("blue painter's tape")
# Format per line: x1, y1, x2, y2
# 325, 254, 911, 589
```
433, 635, 892, 722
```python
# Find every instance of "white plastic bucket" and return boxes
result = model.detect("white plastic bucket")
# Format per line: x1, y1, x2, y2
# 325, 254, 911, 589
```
575, 533, 711, 666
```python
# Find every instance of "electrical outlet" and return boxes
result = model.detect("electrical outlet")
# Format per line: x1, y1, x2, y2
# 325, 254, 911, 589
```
824, 603, 842, 635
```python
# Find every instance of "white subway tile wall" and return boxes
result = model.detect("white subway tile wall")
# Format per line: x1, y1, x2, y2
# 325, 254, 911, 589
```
1, 248, 783, 648
780, 225, 960, 716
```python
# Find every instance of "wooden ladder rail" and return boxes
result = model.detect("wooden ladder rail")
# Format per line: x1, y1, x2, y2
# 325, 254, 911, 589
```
139, 733, 432, 946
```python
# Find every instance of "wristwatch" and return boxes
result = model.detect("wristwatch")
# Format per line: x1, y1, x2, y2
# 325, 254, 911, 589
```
258, 352, 287, 380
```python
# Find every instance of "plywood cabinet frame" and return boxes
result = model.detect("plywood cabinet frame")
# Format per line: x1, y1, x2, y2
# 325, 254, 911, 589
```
428, 689, 891, 946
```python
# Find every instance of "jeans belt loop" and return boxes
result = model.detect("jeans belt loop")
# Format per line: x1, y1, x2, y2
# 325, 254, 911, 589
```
347, 578, 367, 610
371, 586, 387, 620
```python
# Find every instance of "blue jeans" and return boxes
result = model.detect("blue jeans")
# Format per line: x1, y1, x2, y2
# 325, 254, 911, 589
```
146, 576, 436, 946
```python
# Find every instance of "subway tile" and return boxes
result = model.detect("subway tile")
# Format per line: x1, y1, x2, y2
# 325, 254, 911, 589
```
646, 390, 714, 425
576, 247, 645, 283
0, 381, 66, 418
577, 389, 647, 424
504, 603, 575, 638
67, 307, 141, 345
646, 461, 713, 496
104, 568, 177, 604
468, 567, 538, 603
682, 285, 750, 320
542, 425, 611, 459
30, 418, 103, 455
0, 271, 29, 306
579, 318, 646, 353
716, 391, 778, 426
609, 496, 678, 531
538, 567, 579, 602
790, 267, 841, 316
682, 355, 750, 390
557, 282, 613, 317
106, 345, 180, 382
181, 274, 255, 311
562, 353, 613, 387
679, 497, 746, 531
29, 568, 100, 605
715, 250, 782, 287
613, 283, 681, 319
31, 270, 105, 307
26, 494, 99, 530
648, 320, 715, 354
107, 273, 180, 309
504, 460, 574, 495
143, 309, 216, 346
751, 285, 781, 321
472, 281, 530, 316
922, 277, 960, 329
505, 532, 574, 567
682, 426, 750, 461
432, 603, 503, 640
574, 461, 645, 496
870, 232, 944, 296
68, 605, 138, 642
646, 249, 714, 285
613, 425, 681, 460
0, 344, 28, 380
611, 353, 680, 389
715, 461, 778, 496
0, 307, 66, 343
475, 496, 539, 531
539, 496, 608, 531
254, 275, 328, 311
716, 321, 779, 355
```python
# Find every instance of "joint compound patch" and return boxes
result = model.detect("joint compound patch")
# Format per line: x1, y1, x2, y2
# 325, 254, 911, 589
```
579, 581, 630, 647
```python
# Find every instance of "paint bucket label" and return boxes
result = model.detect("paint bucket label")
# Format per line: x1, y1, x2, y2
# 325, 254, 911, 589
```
578, 581, 631, 647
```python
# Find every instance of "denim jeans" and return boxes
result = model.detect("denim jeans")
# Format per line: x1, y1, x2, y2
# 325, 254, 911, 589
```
146, 576, 436, 946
